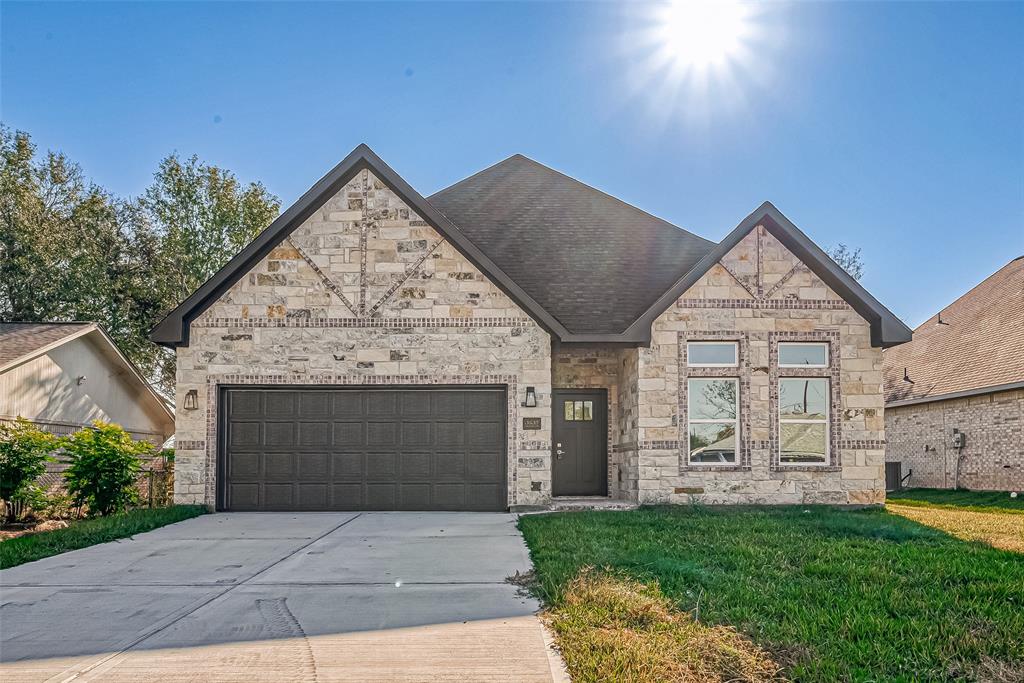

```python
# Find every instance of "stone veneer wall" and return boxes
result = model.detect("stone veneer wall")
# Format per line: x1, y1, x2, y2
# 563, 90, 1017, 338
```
634, 225, 886, 505
174, 169, 552, 508
886, 388, 1024, 491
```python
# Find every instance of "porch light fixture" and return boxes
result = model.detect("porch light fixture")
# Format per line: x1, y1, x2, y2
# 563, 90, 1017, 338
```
522, 386, 537, 408
183, 389, 199, 411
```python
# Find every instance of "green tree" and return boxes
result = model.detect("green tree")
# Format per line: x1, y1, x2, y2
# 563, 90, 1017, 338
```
62, 421, 153, 516
0, 418, 56, 519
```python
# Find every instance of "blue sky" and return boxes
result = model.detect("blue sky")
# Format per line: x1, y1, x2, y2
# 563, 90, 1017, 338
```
2, 1, 1021, 327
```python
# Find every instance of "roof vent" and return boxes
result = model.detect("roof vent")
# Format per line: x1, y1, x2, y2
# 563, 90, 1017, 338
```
903, 368, 915, 384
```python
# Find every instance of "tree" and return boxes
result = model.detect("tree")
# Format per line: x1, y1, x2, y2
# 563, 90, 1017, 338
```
62, 421, 152, 516
0, 127, 280, 395
828, 243, 864, 280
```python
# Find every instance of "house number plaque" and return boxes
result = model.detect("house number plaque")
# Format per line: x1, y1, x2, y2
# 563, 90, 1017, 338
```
522, 417, 542, 430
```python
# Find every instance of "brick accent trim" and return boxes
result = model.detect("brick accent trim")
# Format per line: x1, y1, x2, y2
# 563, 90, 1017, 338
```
677, 298, 852, 310
286, 236, 359, 316
769, 331, 843, 472
191, 316, 533, 329
365, 238, 445, 316
678, 331, 753, 473
202, 373, 520, 507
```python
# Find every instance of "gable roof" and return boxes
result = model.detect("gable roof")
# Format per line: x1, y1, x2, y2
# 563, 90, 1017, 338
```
0, 322, 95, 370
150, 145, 911, 348
883, 256, 1024, 406
150, 144, 568, 346
429, 154, 716, 334
0, 321, 173, 425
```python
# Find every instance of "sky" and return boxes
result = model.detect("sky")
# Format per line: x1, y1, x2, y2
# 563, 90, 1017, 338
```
2, 1, 1021, 328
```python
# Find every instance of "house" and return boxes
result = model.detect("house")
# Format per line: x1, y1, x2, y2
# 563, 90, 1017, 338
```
883, 257, 1024, 492
0, 322, 174, 443
151, 145, 910, 511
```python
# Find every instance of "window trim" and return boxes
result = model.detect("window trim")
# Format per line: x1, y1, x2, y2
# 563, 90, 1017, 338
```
777, 377, 830, 467
778, 342, 830, 368
686, 341, 739, 368
686, 377, 740, 466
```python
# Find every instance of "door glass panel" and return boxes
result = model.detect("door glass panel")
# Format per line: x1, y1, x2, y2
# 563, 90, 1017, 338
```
564, 401, 575, 421
582, 401, 593, 421
779, 378, 828, 419
688, 379, 738, 420
574, 401, 585, 420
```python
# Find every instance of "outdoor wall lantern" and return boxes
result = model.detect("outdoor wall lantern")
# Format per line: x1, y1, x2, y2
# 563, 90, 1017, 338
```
522, 386, 537, 408
183, 389, 199, 411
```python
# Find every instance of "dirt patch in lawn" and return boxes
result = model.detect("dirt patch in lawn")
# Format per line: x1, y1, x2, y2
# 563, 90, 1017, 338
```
0, 519, 70, 541
888, 504, 1024, 552
544, 569, 783, 683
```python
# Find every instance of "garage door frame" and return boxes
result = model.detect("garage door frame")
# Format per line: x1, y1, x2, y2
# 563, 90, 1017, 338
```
215, 384, 509, 512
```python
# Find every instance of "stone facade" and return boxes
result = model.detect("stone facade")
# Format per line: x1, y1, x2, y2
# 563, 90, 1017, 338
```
629, 225, 886, 505
886, 388, 1024, 491
174, 169, 552, 508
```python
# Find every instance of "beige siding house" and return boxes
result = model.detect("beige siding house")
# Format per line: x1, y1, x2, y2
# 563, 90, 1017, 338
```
0, 322, 174, 443
152, 145, 910, 511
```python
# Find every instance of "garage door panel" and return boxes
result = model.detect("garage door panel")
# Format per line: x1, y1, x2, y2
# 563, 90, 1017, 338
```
298, 421, 330, 446
222, 387, 506, 511
332, 422, 364, 446
230, 422, 261, 447
265, 422, 295, 447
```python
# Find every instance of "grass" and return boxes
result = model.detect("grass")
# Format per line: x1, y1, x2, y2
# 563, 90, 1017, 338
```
519, 506, 1024, 682
0, 505, 207, 569
887, 488, 1024, 514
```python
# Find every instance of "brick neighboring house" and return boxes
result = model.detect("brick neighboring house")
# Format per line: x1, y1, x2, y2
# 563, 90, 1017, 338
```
884, 256, 1024, 492
150, 145, 911, 511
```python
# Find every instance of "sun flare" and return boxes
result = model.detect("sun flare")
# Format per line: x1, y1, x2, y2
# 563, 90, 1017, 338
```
656, 0, 753, 70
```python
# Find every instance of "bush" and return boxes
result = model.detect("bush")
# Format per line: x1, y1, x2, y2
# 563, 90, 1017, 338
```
0, 418, 56, 520
62, 421, 153, 516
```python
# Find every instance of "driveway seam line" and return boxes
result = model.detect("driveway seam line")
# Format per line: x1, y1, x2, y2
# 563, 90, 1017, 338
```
51, 513, 363, 683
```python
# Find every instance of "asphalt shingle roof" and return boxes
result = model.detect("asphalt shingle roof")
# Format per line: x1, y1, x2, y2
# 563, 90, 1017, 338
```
0, 322, 93, 369
429, 155, 716, 334
883, 256, 1024, 403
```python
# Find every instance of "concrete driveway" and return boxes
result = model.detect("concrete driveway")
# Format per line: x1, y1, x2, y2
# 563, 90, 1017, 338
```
0, 512, 565, 682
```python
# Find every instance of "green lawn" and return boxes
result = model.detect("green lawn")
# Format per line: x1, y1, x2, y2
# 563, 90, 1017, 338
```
888, 487, 1024, 514
0, 505, 207, 569
519, 506, 1024, 682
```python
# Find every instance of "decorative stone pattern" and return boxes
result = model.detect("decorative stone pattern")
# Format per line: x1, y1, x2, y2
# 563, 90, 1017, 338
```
886, 388, 1024, 491
174, 169, 552, 508
636, 225, 886, 505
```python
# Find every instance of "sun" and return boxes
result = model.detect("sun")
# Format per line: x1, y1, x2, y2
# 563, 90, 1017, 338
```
655, 0, 753, 71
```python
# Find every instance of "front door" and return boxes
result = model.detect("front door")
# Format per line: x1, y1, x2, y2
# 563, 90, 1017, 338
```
552, 389, 608, 496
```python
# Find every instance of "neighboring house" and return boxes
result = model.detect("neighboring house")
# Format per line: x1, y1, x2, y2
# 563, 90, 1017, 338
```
884, 257, 1024, 492
151, 145, 910, 511
0, 322, 174, 444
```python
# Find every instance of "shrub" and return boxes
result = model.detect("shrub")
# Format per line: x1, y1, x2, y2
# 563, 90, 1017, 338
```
62, 421, 153, 516
0, 418, 56, 520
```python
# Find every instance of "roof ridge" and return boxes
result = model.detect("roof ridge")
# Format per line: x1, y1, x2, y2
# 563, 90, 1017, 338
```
432, 153, 715, 247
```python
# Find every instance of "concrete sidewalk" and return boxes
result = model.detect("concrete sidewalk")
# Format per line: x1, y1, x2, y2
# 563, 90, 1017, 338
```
0, 512, 565, 682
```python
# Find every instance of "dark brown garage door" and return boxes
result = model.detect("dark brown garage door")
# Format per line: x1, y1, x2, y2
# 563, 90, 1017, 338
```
219, 387, 507, 511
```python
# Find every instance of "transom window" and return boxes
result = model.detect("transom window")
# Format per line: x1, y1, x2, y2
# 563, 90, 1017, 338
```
687, 341, 738, 367
778, 378, 829, 465
563, 400, 594, 421
687, 378, 739, 465
778, 342, 829, 367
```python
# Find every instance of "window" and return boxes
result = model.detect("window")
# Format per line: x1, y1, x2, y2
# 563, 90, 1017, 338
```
563, 400, 593, 421
687, 378, 739, 464
687, 341, 738, 367
778, 378, 829, 465
778, 342, 829, 367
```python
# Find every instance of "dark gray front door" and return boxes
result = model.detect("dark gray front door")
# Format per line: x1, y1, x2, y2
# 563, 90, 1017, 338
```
552, 389, 608, 496
219, 386, 507, 511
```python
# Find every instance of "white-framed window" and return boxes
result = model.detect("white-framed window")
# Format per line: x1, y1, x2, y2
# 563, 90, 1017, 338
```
778, 377, 829, 465
778, 342, 829, 368
687, 378, 739, 465
687, 341, 738, 367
